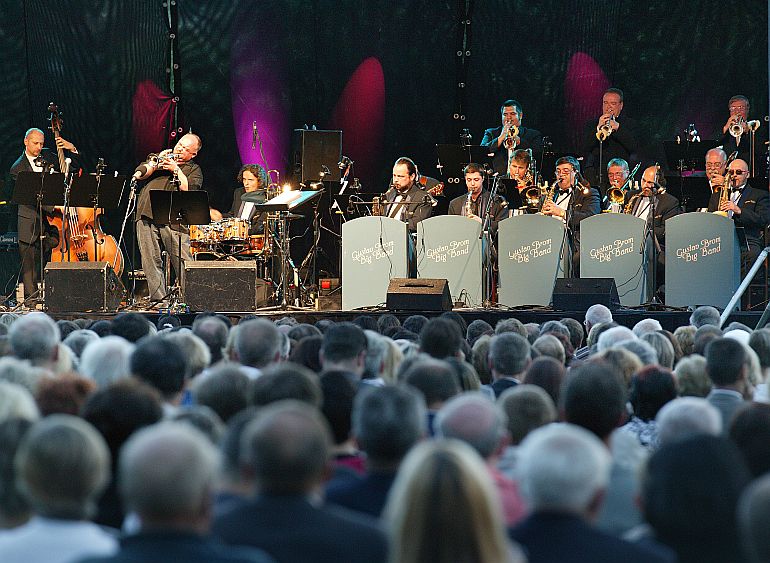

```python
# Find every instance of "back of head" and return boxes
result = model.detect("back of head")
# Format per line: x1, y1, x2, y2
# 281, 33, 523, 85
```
120, 422, 218, 525
517, 423, 611, 515
644, 435, 750, 553
673, 354, 711, 397
320, 321, 367, 366
240, 400, 331, 494
585, 304, 612, 328
489, 332, 531, 377
690, 305, 721, 328
77, 335, 133, 384
35, 373, 96, 417
640, 332, 675, 368
435, 392, 506, 459
0, 381, 39, 422
596, 325, 635, 351
706, 337, 747, 386
470, 335, 493, 385
248, 362, 321, 408
192, 316, 229, 364
402, 315, 428, 334
655, 397, 722, 446
629, 365, 676, 421
420, 318, 462, 359
466, 319, 493, 345
163, 330, 211, 378
439, 311, 468, 339
352, 315, 378, 333
674, 325, 697, 356
352, 385, 426, 466
376, 313, 401, 335
749, 328, 770, 370
560, 318, 584, 350
384, 440, 514, 563
522, 356, 565, 406
234, 319, 281, 369
494, 317, 526, 337
539, 320, 570, 339
287, 323, 322, 342
499, 384, 557, 445
739, 474, 770, 563
592, 347, 642, 387
288, 334, 323, 373
632, 318, 662, 338
62, 329, 99, 359
319, 371, 357, 445
0, 418, 33, 526
532, 334, 567, 365
9, 312, 60, 365
363, 330, 388, 380
616, 338, 658, 366
730, 403, 770, 478
403, 358, 461, 409
562, 361, 626, 440
193, 364, 249, 423
15, 415, 110, 519
130, 335, 188, 399
111, 312, 152, 343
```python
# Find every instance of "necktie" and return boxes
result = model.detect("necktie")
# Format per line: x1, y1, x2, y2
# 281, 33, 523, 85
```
389, 194, 404, 220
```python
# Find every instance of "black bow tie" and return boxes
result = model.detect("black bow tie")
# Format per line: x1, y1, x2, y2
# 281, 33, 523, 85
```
731, 186, 744, 193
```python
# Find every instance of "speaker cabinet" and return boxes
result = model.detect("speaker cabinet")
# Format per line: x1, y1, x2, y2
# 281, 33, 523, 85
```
386, 278, 452, 312
183, 261, 270, 312
552, 278, 619, 311
44, 262, 124, 313
293, 129, 342, 183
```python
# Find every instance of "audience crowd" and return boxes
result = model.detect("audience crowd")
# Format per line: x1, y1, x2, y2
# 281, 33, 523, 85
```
0, 303, 769, 562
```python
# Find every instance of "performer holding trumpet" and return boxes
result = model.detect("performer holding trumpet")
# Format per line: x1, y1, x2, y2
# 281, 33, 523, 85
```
482, 99, 543, 175
719, 95, 762, 176
134, 133, 203, 301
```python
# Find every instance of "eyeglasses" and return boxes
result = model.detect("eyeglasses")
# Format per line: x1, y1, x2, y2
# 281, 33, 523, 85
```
729, 106, 748, 112
731, 170, 748, 176
705, 163, 725, 169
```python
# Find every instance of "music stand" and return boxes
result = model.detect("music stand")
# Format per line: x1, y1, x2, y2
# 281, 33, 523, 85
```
70, 173, 127, 268
436, 145, 494, 198
13, 171, 66, 302
150, 190, 210, 305
497, 179, 525, 210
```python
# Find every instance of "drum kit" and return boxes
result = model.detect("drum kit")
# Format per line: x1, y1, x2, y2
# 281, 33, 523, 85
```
188, 218, 271, 260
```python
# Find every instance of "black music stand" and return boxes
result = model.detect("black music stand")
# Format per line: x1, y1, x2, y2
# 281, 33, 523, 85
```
70, 173, 126, 268
150, 190, 210, 306
497, 179, 525, 210
436, 144, 494, 198
13, 171, 66, 303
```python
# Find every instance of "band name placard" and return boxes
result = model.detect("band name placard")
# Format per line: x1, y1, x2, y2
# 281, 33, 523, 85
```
508, 238, 553, 263
675, 236, 721, 262
350, 240, 395, 265
588, 237, 635, 263
424, 239, 470, 263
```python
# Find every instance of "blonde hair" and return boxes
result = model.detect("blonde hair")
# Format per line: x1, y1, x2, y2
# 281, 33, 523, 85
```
384, 439, 522, 563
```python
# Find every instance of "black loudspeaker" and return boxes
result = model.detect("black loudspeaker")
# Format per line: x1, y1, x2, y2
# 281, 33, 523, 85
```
44, 262, 124, 313
183, 261, 270, 312
552, 277, 620, 311
386, 278, 452, 312
293, 129, 342, 183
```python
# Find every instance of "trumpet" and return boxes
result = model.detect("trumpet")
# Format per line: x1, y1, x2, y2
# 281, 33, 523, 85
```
596, 115, 616, 142
729, 116, 746, 139
503, 122, 519, 150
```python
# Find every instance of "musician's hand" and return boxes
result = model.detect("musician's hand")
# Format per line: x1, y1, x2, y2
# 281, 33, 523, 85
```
209, 208, 223, 222
597, 114, 612, 130
466, 212, 482, 224
610, 118, 620, 131
720, 200, 741, 214
723, 115, 738, 135
543, 201, 565, 218
711, 173, 725, 188
56, 137, 77, 153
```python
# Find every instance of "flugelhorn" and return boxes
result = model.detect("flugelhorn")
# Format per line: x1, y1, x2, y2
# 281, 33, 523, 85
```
503, 123, 519, 150
596, 115, 616, 142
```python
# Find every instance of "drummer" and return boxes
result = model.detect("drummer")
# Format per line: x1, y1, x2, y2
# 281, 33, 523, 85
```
210, 163, 270, 234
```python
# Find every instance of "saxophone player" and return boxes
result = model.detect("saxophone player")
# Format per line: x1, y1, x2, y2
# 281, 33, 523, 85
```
448, 163, 508, 233
707, 158, 769, 267
481, 100, 543, 175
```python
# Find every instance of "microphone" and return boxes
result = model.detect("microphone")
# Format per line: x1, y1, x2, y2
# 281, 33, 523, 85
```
252, 121, 257, 150
132, 164, 149, 180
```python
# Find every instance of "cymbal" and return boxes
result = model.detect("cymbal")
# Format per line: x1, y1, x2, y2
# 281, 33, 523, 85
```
283, 213, 304, 220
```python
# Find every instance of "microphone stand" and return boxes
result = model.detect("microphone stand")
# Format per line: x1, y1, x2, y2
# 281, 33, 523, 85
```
113, 177, 138, 304
564, 182, 579, 278
638, 192, 662, 306
480, 174, 501, 307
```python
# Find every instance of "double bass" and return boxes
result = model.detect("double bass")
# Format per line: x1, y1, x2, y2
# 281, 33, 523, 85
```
47, 103, 123, 275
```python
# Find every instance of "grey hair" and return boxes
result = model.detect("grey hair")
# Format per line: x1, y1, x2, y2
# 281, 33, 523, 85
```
655, 397, 722, 446
79, 336, 135, 388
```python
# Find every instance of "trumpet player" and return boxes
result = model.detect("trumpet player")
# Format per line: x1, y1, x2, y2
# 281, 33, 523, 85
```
134, 133, 203, 302
707, 158, 769, 266
719, 95, 762, 174
582, 88, 638, 194
448, 163, 508, 233
481, 99, 543, 175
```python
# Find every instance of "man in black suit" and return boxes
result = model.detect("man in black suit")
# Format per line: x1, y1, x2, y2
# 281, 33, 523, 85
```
511, 423, 675, 563
9, 128, 78, 299
481, 99, 543, 175
718, 95, 764, 176
80, 422, 274, 563
541, 156, 601, 276
381, 157, 433, 232
212, 401, 388, 563
447, 162, 508, 233
624, 166, 682, 292
708, 158, 769, 268
705, 337, 750, 430
582, 88, 639, 194
485, 332, 531, 398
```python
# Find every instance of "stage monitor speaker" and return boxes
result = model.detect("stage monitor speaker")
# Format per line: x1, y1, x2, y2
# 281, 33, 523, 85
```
552, 277, 620, 311
44, 261, 124, 313
386, 278, 452, 312
293, 129, 342, 183
183, 261, 270, 312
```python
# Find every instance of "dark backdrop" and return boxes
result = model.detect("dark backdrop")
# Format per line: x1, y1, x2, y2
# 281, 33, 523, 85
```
0, 0, 766, 282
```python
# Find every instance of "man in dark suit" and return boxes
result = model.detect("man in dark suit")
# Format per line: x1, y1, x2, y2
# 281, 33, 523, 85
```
481, 99, 543, 175
485, 332, 530, 398
212, 401, 388, 563
708, 158, 769, 269
582, 88, 639, 194
541, 156, 601, 276
717, 95, 764, 177
381, 157, 433, 232
9, 128, 77, 299
510, 423, 675, 563
705, 338, 750, 431
80, 422, 273, 563
447, 162, 508, 234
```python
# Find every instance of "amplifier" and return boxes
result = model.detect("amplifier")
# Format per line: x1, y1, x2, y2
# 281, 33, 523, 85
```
44, 262, 124, 313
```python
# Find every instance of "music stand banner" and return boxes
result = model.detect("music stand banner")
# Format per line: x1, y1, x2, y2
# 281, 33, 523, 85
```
342, 217, 408, 310
498, 215, 565, 307
665, 212, 740, 309
580, 214, 647, 306
417, 216, 483, 307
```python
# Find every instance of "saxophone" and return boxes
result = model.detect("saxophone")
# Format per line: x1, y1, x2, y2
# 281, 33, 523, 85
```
463, 190, 473, 216
537, 181, 557, 214
623, 192, 642, 214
